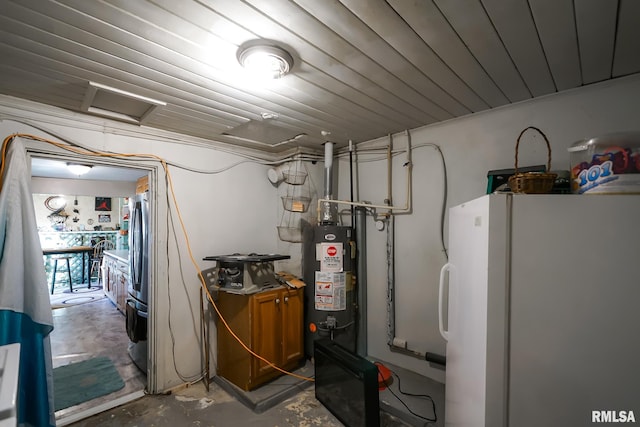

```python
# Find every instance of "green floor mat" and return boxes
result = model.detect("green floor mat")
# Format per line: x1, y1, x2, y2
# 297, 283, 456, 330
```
53, 356, 125, 411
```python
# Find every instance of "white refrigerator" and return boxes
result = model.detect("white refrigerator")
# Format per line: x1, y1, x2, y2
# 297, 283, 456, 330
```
438, 193, 640, 426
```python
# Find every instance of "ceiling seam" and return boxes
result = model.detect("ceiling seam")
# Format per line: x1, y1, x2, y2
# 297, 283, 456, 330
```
524, 0, 558, 93
384, 0, 491, 112
431, 0, 512, 105
571, 0, 585, 87
336, 0, 470, 117
478, 0, 533, 99
610, 0, 621, 80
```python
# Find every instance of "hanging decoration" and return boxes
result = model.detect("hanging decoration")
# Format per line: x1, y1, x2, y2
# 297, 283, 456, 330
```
44, 196, 70, 231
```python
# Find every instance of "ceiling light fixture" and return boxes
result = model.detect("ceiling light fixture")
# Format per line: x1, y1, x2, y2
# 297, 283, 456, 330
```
66, 163, 92, 176
237, 44, 294, 79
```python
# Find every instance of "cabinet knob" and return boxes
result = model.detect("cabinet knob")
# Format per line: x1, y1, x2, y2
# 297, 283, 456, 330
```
284, 296, 289, 303
275, 298, 280, 304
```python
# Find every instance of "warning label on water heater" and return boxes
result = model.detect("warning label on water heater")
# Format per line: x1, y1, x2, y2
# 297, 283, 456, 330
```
314, 271, 346, 311
317, 242, 343, 272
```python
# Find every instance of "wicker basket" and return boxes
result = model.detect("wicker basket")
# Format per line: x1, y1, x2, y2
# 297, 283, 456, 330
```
508, 127, 558, 194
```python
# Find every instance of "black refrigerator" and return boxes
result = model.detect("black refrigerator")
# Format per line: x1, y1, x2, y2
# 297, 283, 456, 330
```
126, 191, 149, 374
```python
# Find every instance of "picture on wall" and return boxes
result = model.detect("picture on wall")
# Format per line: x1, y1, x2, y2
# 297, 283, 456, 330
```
95, 197, 112, 211
98, 214, 111, 223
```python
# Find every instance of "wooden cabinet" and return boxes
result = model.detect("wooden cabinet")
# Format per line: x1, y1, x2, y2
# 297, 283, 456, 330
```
216, 286, 304, 391
101, 250, 129, 313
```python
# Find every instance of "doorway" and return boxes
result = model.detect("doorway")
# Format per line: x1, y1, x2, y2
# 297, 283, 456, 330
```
30, 156, 151, 423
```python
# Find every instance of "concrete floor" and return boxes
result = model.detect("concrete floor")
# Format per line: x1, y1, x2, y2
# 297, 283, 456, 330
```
50, 291, 147, 425
70, 372, 443, 427
50, 287, 444, 426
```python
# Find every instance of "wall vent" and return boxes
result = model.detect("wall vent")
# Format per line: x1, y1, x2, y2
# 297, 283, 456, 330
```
222, 119, 306, 147
81, 81, 165, 125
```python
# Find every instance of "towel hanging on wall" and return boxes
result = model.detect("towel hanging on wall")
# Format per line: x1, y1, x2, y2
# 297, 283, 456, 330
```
0, 135, 55, 427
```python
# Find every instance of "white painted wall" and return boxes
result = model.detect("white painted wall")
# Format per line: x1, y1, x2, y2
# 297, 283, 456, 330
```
31, 177, 137, 199
338, 74, 640, 383
32, 193, 131, 232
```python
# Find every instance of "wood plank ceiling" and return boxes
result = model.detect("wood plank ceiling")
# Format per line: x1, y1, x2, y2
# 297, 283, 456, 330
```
0, 0, 638, 154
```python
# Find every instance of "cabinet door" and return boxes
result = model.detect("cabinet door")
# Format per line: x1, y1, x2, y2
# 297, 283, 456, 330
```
113, 268, 122, 309
216, 291, 253, 390
104, 257, 111, 291
116, 272, 128, 312
122, 274, 127, 310
100, 260, 108, 289
104, 257, 117, 304
114, 261, 128, 312
251, 289, 281, 379
281, 288, 304, 366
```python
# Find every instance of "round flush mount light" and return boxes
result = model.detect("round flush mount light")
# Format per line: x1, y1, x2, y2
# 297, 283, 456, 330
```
237, 44, 294, 79
66, 163, 92, 176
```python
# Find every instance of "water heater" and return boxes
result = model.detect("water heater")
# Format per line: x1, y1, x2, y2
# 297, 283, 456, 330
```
302, 222, 356, 357
301, 141, 357, 356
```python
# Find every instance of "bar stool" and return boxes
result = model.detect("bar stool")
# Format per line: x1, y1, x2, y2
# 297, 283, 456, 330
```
50, 256, 73, 294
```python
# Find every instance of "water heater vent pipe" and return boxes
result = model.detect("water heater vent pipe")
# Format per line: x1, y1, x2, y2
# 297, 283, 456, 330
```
324, 141, 333, 199
316, 130, 413, 223
319, 141, 338, 223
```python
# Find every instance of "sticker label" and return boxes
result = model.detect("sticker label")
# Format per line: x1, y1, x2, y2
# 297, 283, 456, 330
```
574, 160, 619, 194
315, 271, 346, 311
319, 242, 343, 272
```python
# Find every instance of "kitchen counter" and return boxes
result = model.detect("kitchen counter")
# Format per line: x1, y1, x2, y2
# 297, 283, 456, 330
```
104, 249, 129, 263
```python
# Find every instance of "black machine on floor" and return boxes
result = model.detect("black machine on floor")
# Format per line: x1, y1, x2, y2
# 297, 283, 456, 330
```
314, 339, 380, 427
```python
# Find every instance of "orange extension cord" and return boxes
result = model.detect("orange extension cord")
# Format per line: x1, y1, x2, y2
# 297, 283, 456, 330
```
0, 133, 314, 383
